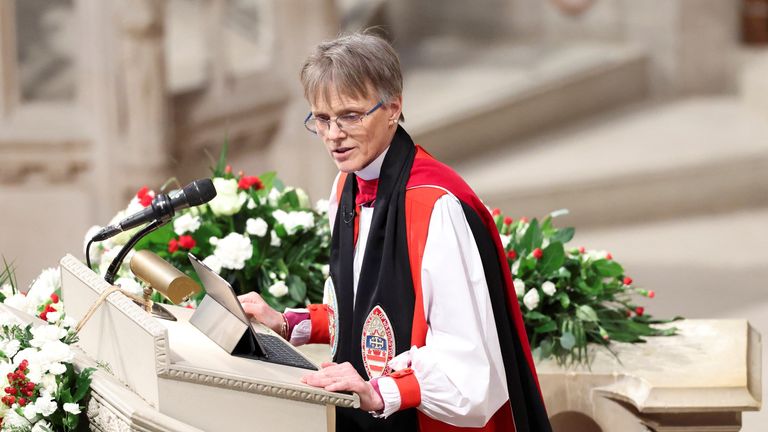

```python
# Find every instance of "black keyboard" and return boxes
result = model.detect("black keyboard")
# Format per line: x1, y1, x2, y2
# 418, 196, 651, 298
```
254, 332, 318, 370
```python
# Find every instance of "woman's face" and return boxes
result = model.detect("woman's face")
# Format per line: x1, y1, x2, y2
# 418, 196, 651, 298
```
309, 87, 402, 173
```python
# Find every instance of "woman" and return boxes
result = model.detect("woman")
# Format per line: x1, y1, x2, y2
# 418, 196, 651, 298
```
240, 32, 552, 432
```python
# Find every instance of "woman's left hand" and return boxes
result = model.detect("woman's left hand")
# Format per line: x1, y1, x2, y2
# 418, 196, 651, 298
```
302, 362, 384, 412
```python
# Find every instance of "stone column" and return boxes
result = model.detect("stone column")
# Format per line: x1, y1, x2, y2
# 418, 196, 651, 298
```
0, 0, 18, 117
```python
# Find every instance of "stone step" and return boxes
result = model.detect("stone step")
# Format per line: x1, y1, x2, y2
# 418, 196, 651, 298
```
403, 38, 649, 164
455, 97, 768, 228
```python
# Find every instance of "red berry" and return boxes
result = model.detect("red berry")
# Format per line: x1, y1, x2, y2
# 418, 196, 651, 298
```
24, 390, 32, 397
623, 276, 633, 286
503, 216, 513, 225
578, 246, 585, 254
50, 293, 59, 303
168, 238, 179, 253
606, 252, 613, 260
4, 387, 15, 395
635, 306, 645, 316
532, 248, 544, 260
225, 165, 232, 174
648, 290, 656, 299
6, 396, 14, 405
39, 312, 48, 321
25, 382, 34, 391
491, 208, 501, 216
17, 397, 26, 406
507, 250, 517, 260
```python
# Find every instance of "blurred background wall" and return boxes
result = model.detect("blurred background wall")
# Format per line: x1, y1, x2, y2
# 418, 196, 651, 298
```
0, 0, 766, 428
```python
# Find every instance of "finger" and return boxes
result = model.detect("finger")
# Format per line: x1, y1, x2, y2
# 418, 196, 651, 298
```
320, 362, 337, 368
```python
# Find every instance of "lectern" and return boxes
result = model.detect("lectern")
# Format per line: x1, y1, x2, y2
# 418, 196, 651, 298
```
59, 254, 357, 432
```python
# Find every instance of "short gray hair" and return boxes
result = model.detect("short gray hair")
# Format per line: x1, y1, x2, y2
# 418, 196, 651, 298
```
300, 32, 404, 121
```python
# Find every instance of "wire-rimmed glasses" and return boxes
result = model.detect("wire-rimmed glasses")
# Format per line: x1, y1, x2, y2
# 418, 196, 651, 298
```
303, 101, 383, 134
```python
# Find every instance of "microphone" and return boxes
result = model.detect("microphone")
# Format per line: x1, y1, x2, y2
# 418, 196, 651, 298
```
92, 179, 217, 242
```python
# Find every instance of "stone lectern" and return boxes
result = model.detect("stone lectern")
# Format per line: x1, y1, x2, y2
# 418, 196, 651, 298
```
59, 254, 358, 432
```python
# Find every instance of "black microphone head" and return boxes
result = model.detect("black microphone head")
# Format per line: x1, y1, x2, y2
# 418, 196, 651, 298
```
183, 178, 217, 206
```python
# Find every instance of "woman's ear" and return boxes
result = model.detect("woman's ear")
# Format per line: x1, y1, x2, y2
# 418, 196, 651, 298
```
387, 95, 403, 125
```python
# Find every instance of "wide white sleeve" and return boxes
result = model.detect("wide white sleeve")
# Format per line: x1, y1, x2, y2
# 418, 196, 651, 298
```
375, 194, 509, 427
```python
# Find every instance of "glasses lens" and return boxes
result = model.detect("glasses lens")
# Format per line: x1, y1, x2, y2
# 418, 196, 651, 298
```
337, 114, 363, 130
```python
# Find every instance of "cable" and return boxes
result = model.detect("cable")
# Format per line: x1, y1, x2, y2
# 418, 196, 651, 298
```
86, 238, 95, 270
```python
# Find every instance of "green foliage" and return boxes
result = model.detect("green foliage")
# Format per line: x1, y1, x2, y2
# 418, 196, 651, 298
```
495, 212, 679, 366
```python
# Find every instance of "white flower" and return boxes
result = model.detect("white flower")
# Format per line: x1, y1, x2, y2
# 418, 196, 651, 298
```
4, 293, 32, 315
315, 199, 330, 215
45, 311, 61, 324
63, 402, 81, 415
201, 255, 222, 274
267, 188, 281, 206
30, 325, 67, 347
46, 362, 67, 375
115, 277, 144, 297
321, 264, 330, 279
511, 260, 520, 275
513, 278, 525, 297
267, 281, 289, 298
247, 197, 257, 210
208, 178, 246, 216
173, 213, 201, 235
212, 233, 253, 270
31, 419, 54, 432
542, 281, 557, 296
585, 249, 609, 261
33, 393, 58, 417
273, 210, 315, 235
23, 402, 40, 420
499, 234, 511, 249
4, 409, 28, 428
60, 316, 76, 329
523, 288, 540, 310
270, 231, 281, 247
246, 218, 268, 237
39, 373, 58, 395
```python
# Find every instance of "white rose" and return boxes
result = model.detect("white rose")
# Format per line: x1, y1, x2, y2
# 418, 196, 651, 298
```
4, 293, 32, 315
34, 393, 58, 417
315, 199, 330, 215
267, 281, 289, 298
173, 213, 202, 235
499, 234, 512, 249
201, 255, 223, 274
247, 197, 257, 210
523, 288, 540, 310
3, 409, 28, 428
208, 178, 246, 216
63, 402, 81, 415
246, 218, 268, 237
22, 402, 39, 420
267, 188, 281, 206
2, 339, 20, 358
270, 230, 281, 247
513, 278, 525, 297
273, 210, 315, 235
542, 281, 557, 296
115, 277, 144, 297
45, 311, 61, 324
212, 233, 253, 270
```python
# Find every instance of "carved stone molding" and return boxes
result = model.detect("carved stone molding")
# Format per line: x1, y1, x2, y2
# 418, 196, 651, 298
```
0, 140, 89, 184
163, 365, 358, 409
87, 394, 133, 432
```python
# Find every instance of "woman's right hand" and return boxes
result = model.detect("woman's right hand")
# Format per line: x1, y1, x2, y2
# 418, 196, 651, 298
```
238, 291, 284, 334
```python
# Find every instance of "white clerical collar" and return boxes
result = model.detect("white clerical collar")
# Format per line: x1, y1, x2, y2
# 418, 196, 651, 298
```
355, 146, 389, 180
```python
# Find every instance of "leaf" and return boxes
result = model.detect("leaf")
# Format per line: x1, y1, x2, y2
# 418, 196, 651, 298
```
560, 331, 576, 350
539, 242, 565, 274
258, 171, 278, 191
534, 321, 557, 334
576, 304, 599, 322
518, 219, 541, 254
551, 227, 575, 244
286, 275, 307, 303
593, 259, 624, 277
73, 367, 96, 402
213, 139, 229, 176
525, 311, 550, 321
557, 292, 571, 309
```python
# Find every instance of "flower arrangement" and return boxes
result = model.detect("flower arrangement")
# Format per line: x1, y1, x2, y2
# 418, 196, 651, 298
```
492, 209, 677, 365
0, 262, 94, 431
86, 146, 330, 310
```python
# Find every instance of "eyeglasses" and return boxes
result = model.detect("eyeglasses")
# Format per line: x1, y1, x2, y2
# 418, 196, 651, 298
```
303, 101, 383, 135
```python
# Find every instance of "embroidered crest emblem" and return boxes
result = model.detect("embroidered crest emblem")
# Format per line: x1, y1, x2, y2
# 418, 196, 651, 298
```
361, 305, 395, 379
324, 278, 339, 357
